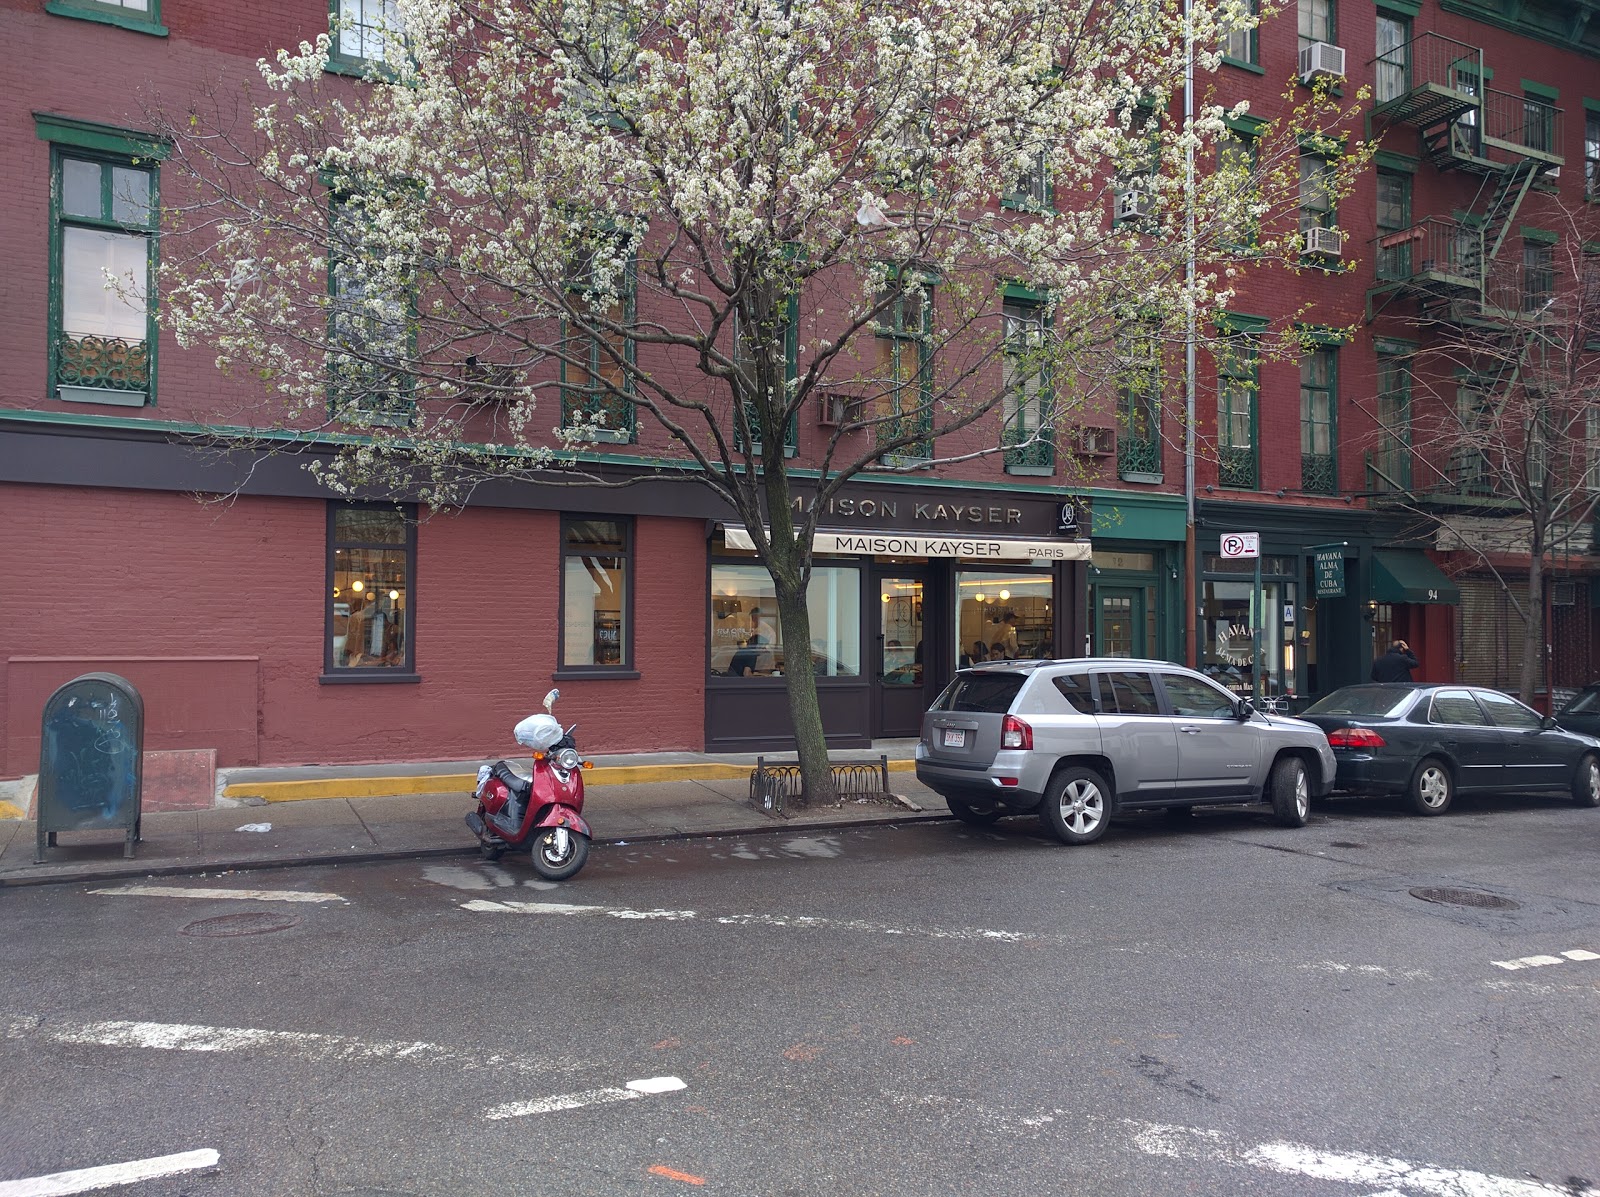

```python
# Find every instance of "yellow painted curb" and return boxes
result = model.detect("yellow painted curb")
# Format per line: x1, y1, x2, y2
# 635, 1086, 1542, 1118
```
224, 758, 915, 803
0, 800, 25, 821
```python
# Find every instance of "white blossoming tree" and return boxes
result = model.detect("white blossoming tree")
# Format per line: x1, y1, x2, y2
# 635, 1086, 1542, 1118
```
157, 0, 1363, 798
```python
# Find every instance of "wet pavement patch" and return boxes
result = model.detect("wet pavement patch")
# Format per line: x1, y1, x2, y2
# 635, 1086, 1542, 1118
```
181, 911, 301, 937
1409, 886, 1522, 910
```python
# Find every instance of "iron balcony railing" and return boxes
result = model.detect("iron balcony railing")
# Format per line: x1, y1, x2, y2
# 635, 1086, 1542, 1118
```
1374, 217, 1483, 289
1371, 33, 1482, 127
1481, 87, 1564, 163
1118, 435, 1161, 477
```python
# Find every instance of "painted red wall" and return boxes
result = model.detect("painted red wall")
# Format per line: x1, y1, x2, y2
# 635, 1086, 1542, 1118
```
0, 483, 706, 775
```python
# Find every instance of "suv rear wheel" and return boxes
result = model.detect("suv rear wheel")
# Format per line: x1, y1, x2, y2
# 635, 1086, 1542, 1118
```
1040, 766, 1111, 845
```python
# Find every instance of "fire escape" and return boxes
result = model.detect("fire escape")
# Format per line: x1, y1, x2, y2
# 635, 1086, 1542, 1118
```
1363, 33, 1565, 505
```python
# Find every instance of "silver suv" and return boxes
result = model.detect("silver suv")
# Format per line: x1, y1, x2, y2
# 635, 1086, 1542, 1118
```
915, 658, 1335, 845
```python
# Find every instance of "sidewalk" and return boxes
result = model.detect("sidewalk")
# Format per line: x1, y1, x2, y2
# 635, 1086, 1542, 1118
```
0, 742, 950, 888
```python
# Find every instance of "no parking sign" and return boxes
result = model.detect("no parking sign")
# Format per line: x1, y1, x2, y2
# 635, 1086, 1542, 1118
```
1219, 532, 1260, 559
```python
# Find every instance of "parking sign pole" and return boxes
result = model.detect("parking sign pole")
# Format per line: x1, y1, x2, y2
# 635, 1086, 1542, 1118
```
1253, 553, 1263, 704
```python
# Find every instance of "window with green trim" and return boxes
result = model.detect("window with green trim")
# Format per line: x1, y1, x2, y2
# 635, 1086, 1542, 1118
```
1299, 346, 1337, 494
327, 190, 415, 423
1221, 0, 1259, 66
1003, 146, 1051, 211
1376, 169, 1412, 278
1452, 381, 1493, 493
1000, 297, 1053, 474
1299, 152, 1335, 233
562, 0, 638, 124
1375, 14, 1410, 103
1218, 127, 1260, 248
49, 146, 158, 407
1523, 238, 1555, 312
1215, 329, 1258, 489
560, 234, 637, 443
1113, 101, 1161, 227
733, 297, 799, 458
1372, 350, 1412, 492
1586, 407, 1600, 491
329, 0, 406, 72
1298, 0, 1335, 52
874, 281, 934, 464
45, 0, 166, 36
1116, 325, 1162, 478
1585, 109, 1599, 200
1522, 89, 1555, 154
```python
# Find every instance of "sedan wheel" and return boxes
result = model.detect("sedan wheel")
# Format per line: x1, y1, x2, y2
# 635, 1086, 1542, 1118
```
1572, 754, 1600, 808
1406, 757, 1454, 816
1040, 766, 1111, 845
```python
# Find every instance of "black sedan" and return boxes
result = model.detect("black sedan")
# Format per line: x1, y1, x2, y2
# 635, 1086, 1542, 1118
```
1300, 684, 1600, 815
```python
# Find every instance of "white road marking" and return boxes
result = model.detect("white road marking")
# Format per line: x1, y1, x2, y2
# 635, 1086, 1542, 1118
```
0, 1149, 219, 1197
1129, 1119, 1591, 1196
463, 899, 1039, 943
1300, 961, 1434, 981
1493, 948, 1598, 971
1, 1016, 578, 1075
485, 1076, 686, 1121
89, 883, 346, 904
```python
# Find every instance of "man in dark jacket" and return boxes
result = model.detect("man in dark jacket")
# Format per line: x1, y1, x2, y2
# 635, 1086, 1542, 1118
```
1371, 640, 1420, 682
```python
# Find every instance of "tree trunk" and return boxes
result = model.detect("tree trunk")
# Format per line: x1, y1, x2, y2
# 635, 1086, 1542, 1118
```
1519, 540, 1545, 707
771, 577, 838, 805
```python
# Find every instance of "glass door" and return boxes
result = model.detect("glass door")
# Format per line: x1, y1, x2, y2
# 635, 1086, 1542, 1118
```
875, 572, 929, 737
1096, 586, 1147, 658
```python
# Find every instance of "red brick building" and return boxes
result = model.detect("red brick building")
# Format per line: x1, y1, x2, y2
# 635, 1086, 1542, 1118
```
2, 0, 1597, 779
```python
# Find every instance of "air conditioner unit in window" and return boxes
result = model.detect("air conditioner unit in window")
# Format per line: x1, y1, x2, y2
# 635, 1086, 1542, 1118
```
1303, 226, 1345, 257
817, 391, 862, 427
1552, 581, 1577, 607
1298, 41, 1346, 83
1077, 425, 1116, 456
1113, 188, 1152, 223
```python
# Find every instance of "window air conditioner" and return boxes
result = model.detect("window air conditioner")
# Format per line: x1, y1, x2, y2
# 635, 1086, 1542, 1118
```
1113, 188, 1152, 223
1303, 226, 1345, 257
1077, 425, 1116, 456
1298, 41, 1346, 83
1552, 581, 1577, 607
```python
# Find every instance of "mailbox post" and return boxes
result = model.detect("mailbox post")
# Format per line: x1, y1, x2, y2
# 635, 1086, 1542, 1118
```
36, 673, 144, 863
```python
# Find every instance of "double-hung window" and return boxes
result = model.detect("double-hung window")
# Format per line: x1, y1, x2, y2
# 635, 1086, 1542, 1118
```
327, 504, 416, 678
1218, 119, 1262, 249
1001, 294, 1053, 474
1374, 15, 1410, 104
1376, 169, 1412, 279
560, 517, 633, 672
875, 277, 934, 464
1215, 324, 1259, 490
1298, 0, 1335, 55
328, 188, 415, 423
1299, 152, 1335, 234
1299, 344, 1337, 494
1372, 346, 1412, 492
733, 296, 799, 458
1221, 0, 1259, 67
40, 117, 165, 408
561, 231, 637, 442
45, 0, 166, 36
1523, 237, 1555, 313
329, 0, 406, 73
1117, 325, 1162, 480
1587, 109, 1600, 201
561, 0, 637, 124
1003, 142, 1051, 211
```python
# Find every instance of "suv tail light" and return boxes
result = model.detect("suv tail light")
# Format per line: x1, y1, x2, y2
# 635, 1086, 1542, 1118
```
1327, 727, 1386, 749
1001, 715, 1033, 750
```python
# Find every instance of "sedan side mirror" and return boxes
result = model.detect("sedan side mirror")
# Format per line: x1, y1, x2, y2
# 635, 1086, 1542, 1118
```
1541, 714, 1558, 730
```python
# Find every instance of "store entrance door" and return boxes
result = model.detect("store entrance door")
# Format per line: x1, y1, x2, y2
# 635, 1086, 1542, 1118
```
1096, 587, 1147, 658
874, 570, 932, 737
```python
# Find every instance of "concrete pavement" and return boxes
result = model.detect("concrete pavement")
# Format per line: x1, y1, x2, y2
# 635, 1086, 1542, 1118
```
0, 742, 951, 888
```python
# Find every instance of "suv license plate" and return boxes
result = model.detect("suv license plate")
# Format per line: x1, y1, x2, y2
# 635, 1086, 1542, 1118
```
942, 728, 966, 748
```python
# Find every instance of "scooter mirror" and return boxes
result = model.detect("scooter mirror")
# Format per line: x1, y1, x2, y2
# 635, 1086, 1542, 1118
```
543, 688, 560, 713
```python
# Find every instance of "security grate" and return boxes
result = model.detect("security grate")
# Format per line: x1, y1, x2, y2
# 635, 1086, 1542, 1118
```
1408, 886, 1521, 910
751, 755, 890, 814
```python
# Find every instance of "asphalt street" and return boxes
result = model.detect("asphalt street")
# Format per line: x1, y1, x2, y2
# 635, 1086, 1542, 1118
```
2, 790, 1598, 1197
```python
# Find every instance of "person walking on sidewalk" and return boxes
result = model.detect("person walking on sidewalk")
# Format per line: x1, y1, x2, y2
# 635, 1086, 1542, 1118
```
1371, 639, 1419, 683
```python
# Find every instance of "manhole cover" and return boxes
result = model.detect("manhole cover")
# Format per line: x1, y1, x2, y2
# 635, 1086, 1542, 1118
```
1409, 886, 1522, 910
181, 911, 301, 938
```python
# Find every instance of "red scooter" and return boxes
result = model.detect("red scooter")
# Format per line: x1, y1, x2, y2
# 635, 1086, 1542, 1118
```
466, 689, 594, 881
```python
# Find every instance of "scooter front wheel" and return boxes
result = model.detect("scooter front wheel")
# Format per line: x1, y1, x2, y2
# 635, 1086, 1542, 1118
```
530, 826, 590, 881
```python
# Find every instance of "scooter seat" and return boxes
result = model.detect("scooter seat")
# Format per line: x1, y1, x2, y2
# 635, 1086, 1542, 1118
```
491, 759, 533, 800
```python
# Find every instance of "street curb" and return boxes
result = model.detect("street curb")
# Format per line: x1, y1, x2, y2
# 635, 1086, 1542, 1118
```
0, 809, 949, 890
223, 759, 917, 804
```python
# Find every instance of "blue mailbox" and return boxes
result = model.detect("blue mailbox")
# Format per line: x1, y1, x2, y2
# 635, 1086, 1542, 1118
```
36, 673, 144, 863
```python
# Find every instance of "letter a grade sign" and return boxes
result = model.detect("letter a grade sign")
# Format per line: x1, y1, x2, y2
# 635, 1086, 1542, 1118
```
1219, 532, 1260, 559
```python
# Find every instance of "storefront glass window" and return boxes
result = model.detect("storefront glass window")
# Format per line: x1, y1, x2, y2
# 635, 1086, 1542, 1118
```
956, 571, 1053, 665
328, 505, 413, 672
561, 517, 630, 668
710, 564, 861, 677
1201, 576, 1298, 702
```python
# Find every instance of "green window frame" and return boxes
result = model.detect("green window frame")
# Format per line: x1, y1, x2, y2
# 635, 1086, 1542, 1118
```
1523, 237, 1555, 312
1298, 0, 1335, 52
875, 277, 935, 465
1218, 122, 1262, 249
327, 0, 406, 75
1215, 323, 1260, 490
1117, 325, 1162, 479
561, 232, 638, 443
1375, 13, 1411, 103
1001, 294, 1054, 475
1221, 0, 1260, 67
1112, 101, 1161, 228
38, 116, 167, 408
1372, 347, 1413, 492
560, 0, 639, 126
1376, 169, 1412, 278
1585, 107, 1600, 201
1299, 151, 1335, 232
1299, 345, 1338, 494
44, 0, 166, 37
1002, 147, 1052, 212
327, 189, 416, 424
733, 296, 800, 458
